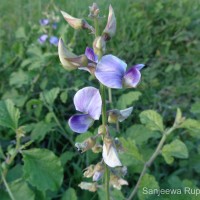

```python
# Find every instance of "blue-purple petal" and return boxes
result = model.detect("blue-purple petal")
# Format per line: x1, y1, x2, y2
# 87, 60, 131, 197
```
85, 47, 98, 63
74, 87, 102, 120
134, 64, 145, 71
95, 55, 127, 89
39, 19, 49, 26
68, 114, 94, 133
38, 34, 48, 44
123, 66, 141, 88
49, 36, 59, 46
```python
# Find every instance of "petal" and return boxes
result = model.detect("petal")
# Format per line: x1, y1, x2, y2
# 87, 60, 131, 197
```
68, 114, 94, 133
123, 66, 141, 88
93, 171, 103, 182
85, 47, 98, 63
74, 87, 102, 120
95, 55, 127, 88
102, 143, 122, 168
118, 107, 133, 122
58, 38, 78, 70
49, 36, 59, 46
134, 64, 145, 71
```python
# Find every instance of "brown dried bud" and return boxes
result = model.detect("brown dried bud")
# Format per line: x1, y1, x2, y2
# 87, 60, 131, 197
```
78, 182, 98, 192
92, 144, 103, 153
75, 137, 96, 153
83, 165, 95, 178
110, 174, 128, 190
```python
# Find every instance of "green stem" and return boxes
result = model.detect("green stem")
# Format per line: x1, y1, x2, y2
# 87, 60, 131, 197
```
1, 171, 16, 200
94, 14, 110, 200
127, 126, 176, 200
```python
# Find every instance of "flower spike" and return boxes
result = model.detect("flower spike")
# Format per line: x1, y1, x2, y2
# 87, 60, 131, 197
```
68, 87, 102, 133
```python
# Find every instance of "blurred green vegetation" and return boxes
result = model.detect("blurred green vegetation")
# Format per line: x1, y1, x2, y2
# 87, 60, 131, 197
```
0, 0, 200, 199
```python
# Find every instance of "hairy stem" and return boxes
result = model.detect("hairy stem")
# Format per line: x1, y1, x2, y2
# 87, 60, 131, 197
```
127, 126, 176, 200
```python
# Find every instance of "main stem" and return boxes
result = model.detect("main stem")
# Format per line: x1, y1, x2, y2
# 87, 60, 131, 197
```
94, 16, 110, 200
127, 126, 176, 200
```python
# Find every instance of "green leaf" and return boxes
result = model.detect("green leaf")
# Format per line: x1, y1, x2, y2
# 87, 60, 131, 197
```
60, 151, 75, 166
138, 174, 159, 200
117, 91, 142, 109
31, 121, 54, 142
75, 132, 93, 143
98, 188, 125, 200
62, 188, 77, 200
15, 27, 26, 39
179, 119, 200, 138
119, 137, 144, 163
40, 87, 60, 106
191, 102, 200, 114
139, 110, 164, 132
9, 179, 35, 200
22, 148, 63, 192
162, 139, 189, 164
0, 99, 20, 131
60, 91, 68, 103
126, 124, 160, 145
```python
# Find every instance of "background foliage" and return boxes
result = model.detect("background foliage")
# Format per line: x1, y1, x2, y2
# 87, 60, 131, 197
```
0, 0, 200, 199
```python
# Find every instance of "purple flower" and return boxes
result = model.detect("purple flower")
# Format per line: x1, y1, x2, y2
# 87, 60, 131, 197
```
52, 22, 57, 29
69, 87, 102, 133
95, 55, 145, 89
49, 36, 59, 46
85, 47, 98, 63
39, 19, 49, 26
38, 34, 48, 44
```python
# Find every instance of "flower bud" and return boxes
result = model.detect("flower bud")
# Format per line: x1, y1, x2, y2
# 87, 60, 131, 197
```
110, 174, 128, 190
61, 10, 94, 32
107, 107, 133, 123
93, 36, 106, 56
78, 182, 97, 192
92, 144, 103, 153
75, 137, 96, 153
93, 162, 104, 181
83, 165, 95, 178
89, 3, 100, 18
58, 38, 78, 70
103, 5, 116, 41
98, 124, 107, 135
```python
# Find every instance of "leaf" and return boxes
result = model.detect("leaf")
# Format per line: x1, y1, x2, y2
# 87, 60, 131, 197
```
98, 188, 125, 200
60, 91, 68, 103
31, 121, 54, 141
9, 70, 30, 88
15, 27, 26, 39
190, 102, 200, 114
139, 110, 164, 132
62, 188, 77, 200
9, 179, 35, 200
75, 132, 93, 143
162, 139, 189, 164
179, 119, 200, 138
0, 99, 20, 131
126, 124, 160, 145
22, 148, 63, 192
138, 174, 159, 200
117, 91, 142, 109
40, 87, 60, 106
60, 151, 75, 166
119, 137, 144, 163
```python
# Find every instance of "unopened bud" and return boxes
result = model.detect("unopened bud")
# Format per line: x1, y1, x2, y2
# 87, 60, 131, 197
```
61, 10, 94, 32
66, 54, 88, 67
93, 162, 104, 181
93, 36, 106, 56
107, 107, 133, 123
89, 3, 100, 17
58, 38, 79, 70
78, 182, 98, 192
98, 125, 107, 135
75, 137, 96, 153
103, 5, 116, 41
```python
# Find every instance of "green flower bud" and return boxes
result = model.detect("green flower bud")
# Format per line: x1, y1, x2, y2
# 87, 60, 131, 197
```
93, 36, 106, 56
